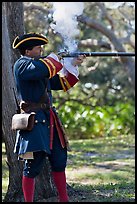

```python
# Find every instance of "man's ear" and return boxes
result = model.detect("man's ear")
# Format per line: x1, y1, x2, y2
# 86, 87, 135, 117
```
25, 49, 30, 56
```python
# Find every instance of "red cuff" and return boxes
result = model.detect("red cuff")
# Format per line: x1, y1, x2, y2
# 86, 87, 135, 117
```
59, 72, 79, 92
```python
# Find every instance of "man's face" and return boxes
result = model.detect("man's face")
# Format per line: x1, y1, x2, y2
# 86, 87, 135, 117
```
25, 45, 43, 58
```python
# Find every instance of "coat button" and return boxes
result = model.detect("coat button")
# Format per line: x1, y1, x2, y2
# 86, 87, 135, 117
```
35, 120, 38, 123
43, 120, 46, 123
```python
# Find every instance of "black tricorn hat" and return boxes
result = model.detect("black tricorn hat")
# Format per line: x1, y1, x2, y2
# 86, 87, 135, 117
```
12, 33, 49, 50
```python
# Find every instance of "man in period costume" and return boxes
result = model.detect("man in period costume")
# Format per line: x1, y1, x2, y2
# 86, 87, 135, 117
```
12, 33, 85, 202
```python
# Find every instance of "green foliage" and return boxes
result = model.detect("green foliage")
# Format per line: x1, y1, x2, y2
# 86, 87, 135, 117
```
57, 101, 135, 139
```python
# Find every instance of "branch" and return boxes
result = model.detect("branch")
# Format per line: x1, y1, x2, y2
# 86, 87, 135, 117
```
95, 2, 115, 30
79, 39, 111, 49
77, 15, 125, 52
77, 15, 135, 88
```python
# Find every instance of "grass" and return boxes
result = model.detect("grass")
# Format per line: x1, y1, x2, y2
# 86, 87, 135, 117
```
2, 134, 135, 202
66, 134, 135, 202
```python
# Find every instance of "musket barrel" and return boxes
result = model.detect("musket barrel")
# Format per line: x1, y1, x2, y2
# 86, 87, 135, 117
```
59, 52, 135, 57
39, 51, 135, 60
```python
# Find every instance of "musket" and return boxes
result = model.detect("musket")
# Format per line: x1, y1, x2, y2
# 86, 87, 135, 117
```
57, 51, 135, 57
38, 51, 135, 60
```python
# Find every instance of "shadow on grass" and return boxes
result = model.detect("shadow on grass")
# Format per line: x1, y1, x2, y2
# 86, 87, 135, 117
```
68, 181, 135, 202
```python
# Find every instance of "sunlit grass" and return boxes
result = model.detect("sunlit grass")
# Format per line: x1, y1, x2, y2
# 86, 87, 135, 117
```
66, 134, 135, 189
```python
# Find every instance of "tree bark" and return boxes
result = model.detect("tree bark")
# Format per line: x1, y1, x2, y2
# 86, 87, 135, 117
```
2, 2, 56, 202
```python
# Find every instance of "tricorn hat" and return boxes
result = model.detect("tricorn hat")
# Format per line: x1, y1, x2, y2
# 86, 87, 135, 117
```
12, 33, 48, 50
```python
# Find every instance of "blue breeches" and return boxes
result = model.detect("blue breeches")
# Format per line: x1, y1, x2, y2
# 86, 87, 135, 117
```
23, 130, 67, 178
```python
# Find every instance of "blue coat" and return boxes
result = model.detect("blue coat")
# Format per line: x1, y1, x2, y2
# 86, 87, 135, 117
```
13, 56, 66, 157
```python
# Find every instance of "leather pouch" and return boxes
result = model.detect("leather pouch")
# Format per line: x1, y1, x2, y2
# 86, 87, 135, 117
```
11, 112, 36, 131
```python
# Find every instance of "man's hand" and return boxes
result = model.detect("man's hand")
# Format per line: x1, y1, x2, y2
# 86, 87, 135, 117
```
71, 55, 86, 66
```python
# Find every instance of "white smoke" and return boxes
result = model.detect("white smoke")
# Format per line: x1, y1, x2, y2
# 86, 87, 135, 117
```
50, 2, 84, 52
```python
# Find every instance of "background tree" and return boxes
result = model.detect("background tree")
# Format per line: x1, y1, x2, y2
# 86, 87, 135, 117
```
23, 2, 135, 89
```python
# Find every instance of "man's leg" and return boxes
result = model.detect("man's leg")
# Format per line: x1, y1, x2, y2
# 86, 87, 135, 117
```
52, 171, 69, 202
49, 128, 69, 202
22, 175, 35, 202
22, 151, 46, 202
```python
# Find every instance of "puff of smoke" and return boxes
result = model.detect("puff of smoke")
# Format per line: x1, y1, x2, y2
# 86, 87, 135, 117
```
50, 2, 84, 52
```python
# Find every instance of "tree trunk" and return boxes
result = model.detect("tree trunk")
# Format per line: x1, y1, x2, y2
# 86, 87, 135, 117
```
2, 2, 56, 202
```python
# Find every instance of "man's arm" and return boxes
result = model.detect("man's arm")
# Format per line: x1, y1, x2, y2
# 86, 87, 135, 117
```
49, 55, 85, 91
15, 55, 63, 80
